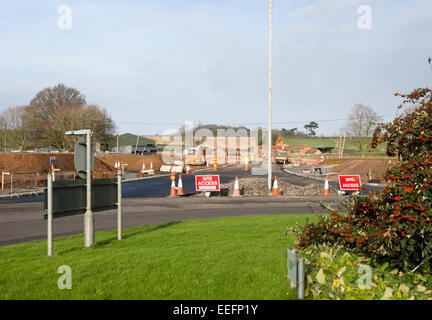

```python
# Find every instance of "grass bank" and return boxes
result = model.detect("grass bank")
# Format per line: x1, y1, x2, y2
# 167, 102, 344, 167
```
0, 214, 317, 300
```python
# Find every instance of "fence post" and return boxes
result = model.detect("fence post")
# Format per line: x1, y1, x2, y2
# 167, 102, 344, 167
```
297, 257, 305, 299
117, 169, 122, 240
47, 172, 53, 256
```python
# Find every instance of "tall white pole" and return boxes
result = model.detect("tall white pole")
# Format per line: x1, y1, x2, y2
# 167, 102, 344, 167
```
47, 172, 53, 256
268, 0, 273, 190
84, 131, 94, 247
117, 169, 122, 240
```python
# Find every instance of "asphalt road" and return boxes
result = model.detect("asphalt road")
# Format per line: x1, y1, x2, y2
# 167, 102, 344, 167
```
0, 164, 381, 246
0, 164, 376, 204
0, 196, 345, 246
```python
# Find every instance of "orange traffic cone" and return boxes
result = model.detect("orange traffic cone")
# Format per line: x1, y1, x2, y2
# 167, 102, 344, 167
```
114, 161, 120, 169
186, 165, 191, 174
177, 175, 184, 196
150, 162, 153, 170
323, 176, 330, 196
169, 176, 177, 197
232, 176, 240, 197
140, 162, 146, 173
213, 161, 217, 171
245, 162, 248, 171
206, 162, 209, 169
272, 176, 279, 196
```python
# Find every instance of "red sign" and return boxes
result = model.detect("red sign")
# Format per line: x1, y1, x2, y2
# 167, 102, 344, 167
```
195, 175, 220, 192
338, 175, 361, 190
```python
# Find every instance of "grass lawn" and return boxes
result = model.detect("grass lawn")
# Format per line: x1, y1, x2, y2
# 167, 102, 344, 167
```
0, 214, 317, 300
283, 137, 388, 155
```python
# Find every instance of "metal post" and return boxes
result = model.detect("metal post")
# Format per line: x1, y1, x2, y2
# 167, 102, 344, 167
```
268, 0, 273, 190
297, 257, 305, 299
47, 172, 53, 256
117, 169, 122, 240
1, 172, 8, 191
84, 132, 94, 247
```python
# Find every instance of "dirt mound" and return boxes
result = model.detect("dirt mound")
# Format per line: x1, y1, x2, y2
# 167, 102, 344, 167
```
196, 177, 338, 197
321, 159, 393, 183
0, 153, 163, 179
97, 154, 162, 172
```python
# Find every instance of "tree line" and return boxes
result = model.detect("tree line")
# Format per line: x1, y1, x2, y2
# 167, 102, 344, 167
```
0, 84, 116, 152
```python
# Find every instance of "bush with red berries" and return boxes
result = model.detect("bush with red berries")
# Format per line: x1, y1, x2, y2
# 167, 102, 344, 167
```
296, 88, 432, 270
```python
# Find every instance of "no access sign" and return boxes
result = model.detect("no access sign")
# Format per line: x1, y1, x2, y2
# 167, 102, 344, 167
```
195, 175, 220, 192
338, 175, 361, 191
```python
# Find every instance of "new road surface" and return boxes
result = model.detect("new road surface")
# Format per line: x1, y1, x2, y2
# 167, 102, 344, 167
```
0, 164, 380, 204
0, 164, 382, 246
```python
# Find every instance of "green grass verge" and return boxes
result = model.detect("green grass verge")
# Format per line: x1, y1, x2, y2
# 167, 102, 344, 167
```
0, 214, 317, 300
283, 137, 388, 155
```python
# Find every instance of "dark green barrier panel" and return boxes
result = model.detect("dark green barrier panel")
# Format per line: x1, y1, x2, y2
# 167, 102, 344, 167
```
43, 178, 117, 219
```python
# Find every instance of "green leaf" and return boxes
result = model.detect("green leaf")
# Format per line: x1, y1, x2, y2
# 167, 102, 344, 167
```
380, 262, 389, 272
399, 284, 410, 294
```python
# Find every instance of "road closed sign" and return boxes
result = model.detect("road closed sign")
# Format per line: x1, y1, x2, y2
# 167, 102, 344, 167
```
195, 175, 220, 192
338, 175, 361, 190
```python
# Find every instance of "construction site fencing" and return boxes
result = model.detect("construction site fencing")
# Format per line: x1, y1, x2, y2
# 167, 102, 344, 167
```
0, 170, 123, 198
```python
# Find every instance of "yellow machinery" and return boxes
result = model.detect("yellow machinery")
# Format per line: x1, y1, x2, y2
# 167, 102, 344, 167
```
274, 136, 291, 164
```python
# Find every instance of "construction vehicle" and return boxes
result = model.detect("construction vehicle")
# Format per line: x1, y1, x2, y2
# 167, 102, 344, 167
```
274, 136, 291, 164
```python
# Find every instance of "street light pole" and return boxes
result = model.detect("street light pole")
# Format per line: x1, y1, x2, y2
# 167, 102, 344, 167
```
66, 129, 94, 247
268, 0, 273, 190
84, 131, 94, 247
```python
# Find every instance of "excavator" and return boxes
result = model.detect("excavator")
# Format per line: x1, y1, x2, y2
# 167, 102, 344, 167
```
274, 136, 291, 164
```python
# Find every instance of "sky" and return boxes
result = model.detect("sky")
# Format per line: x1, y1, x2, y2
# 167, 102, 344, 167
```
1, 0, 431, 136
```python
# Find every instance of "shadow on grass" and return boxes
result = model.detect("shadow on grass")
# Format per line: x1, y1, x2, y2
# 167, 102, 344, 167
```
56, 221, 182, 255
94, 221, 183, 248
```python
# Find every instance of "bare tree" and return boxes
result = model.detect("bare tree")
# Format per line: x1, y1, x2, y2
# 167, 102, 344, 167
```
26, 84, 115, 150
30, 83, 86, 121
344, 104, 383, 157
1, 106, 33, 151
0, 112, 8, 151
45, 104, 116, 151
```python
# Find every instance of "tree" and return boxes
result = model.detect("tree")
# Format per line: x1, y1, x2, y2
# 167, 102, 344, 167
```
0, 113, 8, 151
1, 106, 33, 151
26, 84, 115, 150
46, 104, 116, 151
30, 83, 86, 121
304, 121, 319, 136
344, 104, 383, 157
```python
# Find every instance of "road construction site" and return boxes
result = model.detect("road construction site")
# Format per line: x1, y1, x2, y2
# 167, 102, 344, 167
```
0, 157, 383, 202
0, 145, 389, 246
0, 192, 345, 246
0, 157, 386, 246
